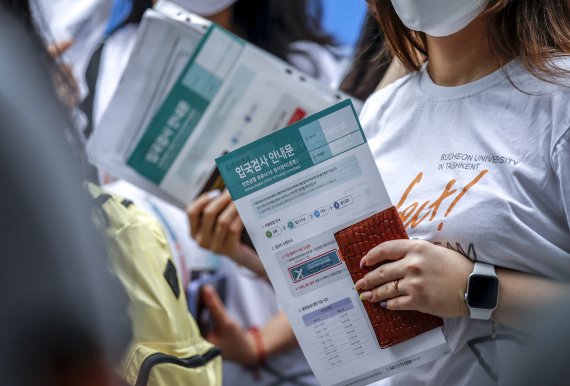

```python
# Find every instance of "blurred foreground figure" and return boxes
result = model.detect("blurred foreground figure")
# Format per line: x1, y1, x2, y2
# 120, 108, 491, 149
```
0, 3, 130, 386
500, 295, 570, 386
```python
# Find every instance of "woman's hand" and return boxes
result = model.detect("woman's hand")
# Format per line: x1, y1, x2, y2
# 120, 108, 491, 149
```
354, 239, 474, 319
187, 190, 245, 259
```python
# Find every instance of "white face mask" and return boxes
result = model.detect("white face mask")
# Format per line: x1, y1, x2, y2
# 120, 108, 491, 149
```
391, 0, 488, 37
172, 0, 237, 16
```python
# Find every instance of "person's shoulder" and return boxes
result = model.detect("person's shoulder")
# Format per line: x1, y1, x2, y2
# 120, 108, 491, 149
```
510, 57, 570, 94
511, 57, 570, 153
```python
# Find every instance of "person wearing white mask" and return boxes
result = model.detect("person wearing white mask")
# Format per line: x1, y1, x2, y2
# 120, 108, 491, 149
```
171, 0, 343, 87
94, 0, 340, 128
353, 0, 570, 385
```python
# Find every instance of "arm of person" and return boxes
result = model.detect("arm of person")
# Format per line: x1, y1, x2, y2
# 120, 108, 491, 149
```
202, 285, 298, 366
352, 239, 570, 329
233, 243, 268, 281
186, 190, 268, 279
493, 267, 569, 327
257, 308, 299, 357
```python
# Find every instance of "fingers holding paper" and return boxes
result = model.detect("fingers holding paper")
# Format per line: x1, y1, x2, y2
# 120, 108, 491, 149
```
211, 203, 243, 252
354, 239, 474, 318
187, 191, 217, 239
186, 190, 267, 278
186, 190, 244, 258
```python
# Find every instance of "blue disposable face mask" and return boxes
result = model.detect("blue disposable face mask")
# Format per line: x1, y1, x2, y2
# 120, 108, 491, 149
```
391, 0, 488, 37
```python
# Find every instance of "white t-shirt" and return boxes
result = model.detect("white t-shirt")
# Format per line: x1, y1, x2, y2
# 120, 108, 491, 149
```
359, 60, 570, 385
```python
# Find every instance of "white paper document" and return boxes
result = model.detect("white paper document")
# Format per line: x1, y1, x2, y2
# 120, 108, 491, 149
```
216, 101, 448, 386
88, 1, 358, 207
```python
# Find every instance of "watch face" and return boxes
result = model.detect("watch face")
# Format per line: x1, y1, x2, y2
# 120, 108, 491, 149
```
467, 274, 499, 309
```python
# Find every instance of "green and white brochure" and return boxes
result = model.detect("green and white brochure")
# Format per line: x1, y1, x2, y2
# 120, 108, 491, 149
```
217, 100, 448, 386
88, 2, 357, 208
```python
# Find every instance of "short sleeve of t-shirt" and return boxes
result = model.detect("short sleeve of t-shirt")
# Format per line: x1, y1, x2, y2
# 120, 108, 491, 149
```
552, 128, 570, 231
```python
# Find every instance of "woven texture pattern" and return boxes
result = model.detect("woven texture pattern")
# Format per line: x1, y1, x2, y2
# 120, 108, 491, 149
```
335, 207, 443, 348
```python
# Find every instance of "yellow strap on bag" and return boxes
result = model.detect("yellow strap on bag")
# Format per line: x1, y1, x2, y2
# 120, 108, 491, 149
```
88, 184, 222, 386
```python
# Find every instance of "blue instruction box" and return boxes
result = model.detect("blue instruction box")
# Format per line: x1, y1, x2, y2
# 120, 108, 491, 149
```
289, 250, 342, 283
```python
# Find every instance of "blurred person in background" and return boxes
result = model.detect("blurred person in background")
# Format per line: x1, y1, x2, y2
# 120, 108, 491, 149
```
501, 295, 570, 386
202, 0, 343, 88
88, 1, 342, 385
91, 0, 342, 130
0, 1, 131, 385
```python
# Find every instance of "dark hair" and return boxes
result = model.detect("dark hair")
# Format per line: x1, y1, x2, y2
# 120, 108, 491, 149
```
233, 0, 335, 66
367, 0, 570, 81
340, 13, 390, 100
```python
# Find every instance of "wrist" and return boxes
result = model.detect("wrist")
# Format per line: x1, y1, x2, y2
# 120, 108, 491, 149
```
248, 326, 266, 365
233, 244, 255, 265
234, 245, 267, 279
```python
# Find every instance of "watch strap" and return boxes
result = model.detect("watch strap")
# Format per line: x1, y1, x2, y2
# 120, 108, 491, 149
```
469, 305, 494, 320
472, 261, 496, 276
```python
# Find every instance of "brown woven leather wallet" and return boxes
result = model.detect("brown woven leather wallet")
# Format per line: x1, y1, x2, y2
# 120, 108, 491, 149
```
334, 206, 443, 349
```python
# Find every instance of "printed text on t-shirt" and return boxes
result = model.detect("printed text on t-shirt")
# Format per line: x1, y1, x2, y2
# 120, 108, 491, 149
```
438, 153, 519, 171
396, 170, 488, 232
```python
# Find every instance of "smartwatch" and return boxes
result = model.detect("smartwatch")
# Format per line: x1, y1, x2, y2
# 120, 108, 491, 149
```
464, 262, 499, 320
